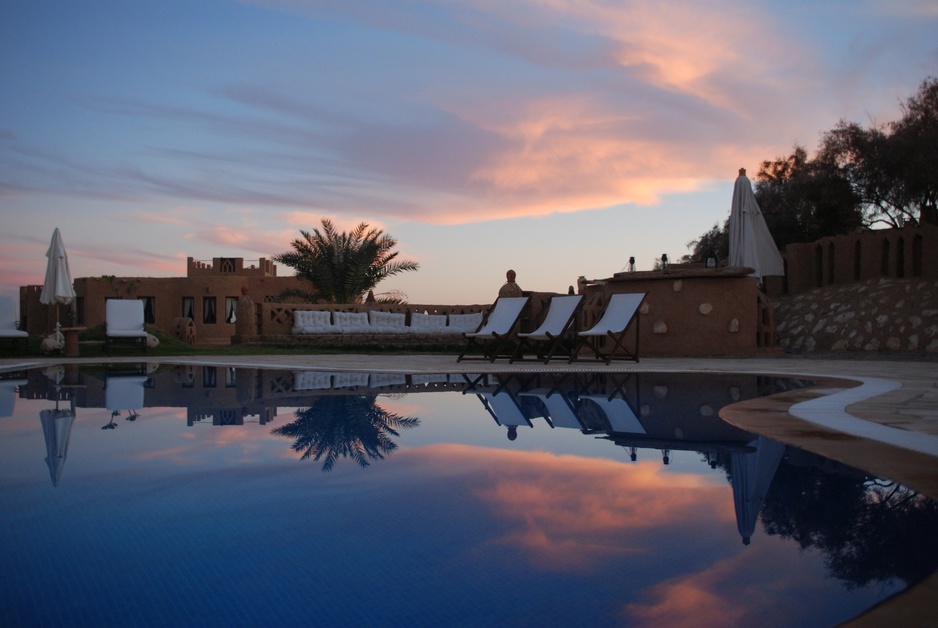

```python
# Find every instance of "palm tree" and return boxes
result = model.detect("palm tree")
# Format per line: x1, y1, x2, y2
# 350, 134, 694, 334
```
271, 395, 420, 471
274, 219, 419, 304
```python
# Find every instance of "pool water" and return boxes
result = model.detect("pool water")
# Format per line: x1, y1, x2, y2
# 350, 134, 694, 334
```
1, 364, 936, 626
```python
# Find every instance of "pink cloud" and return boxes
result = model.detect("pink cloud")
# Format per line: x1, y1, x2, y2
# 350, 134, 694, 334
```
405, 444, 732, 572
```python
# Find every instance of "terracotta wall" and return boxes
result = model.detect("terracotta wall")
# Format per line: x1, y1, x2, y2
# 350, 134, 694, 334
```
20, 257, 305, 342
783, 224, 937, 296
579, 268, 769, 357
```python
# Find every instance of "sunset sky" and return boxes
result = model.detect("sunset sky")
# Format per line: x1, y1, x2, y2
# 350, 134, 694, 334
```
2, 0, 936, 305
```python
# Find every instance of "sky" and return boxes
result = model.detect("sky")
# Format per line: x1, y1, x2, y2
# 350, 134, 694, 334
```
2, 0, 936, 306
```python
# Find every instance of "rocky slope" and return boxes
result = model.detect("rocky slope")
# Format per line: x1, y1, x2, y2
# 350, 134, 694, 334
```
773, 278, 938, 356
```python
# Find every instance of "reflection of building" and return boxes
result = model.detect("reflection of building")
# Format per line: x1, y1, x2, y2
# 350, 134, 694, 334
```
19, 257, 305, 344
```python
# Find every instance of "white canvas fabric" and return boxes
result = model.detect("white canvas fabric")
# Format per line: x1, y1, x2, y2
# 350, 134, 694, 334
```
39, 228, 76, 307
728, 174, 785, 282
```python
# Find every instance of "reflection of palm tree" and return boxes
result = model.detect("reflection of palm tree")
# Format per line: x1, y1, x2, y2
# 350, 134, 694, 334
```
272, 395, 419, 471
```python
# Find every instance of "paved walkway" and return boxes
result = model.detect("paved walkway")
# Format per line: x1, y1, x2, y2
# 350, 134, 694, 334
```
2, 353, 935, 624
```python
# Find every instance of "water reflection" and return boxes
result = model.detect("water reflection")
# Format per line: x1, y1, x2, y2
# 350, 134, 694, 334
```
272, 396, 420, 471
2, 363, 937, 611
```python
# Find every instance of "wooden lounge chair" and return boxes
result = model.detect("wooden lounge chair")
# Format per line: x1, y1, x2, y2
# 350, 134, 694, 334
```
477, 391, 532, 428
456, 296, 529, 362
105, 299, 148, 353
510, 295, 582, 363
518, 389, 584, 430
579, 395, 646, 434
0, 296, 29, 355
571, 292, 646, 364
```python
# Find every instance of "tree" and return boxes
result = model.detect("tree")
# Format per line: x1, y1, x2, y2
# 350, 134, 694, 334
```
271, 395, 420, 471
817, 77, 938, 228
681, 221, 728, 264
274, 219, 420, 304
682, 77, 938, 259
755, 145, 863, 247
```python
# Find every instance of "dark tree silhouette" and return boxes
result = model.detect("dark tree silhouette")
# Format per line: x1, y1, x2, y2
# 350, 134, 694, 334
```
759, 454, 938, 588
272, 395, 420, 471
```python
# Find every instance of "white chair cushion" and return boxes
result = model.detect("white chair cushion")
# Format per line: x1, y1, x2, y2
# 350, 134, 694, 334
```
292, 310, 334, 334
447, 312, 483, 333
409, 312, 447, 333
333, 311, 370, 333
368, 310, 406, 332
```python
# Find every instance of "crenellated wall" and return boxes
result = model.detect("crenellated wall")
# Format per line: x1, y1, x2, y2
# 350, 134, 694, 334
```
783, 224, 937, 297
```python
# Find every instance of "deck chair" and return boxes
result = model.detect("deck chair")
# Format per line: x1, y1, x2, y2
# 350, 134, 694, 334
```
518, 389, 584, 430
105, 299, 148, 353
0, 296, 29, 355
457, 296, 529, 362
572, 292, 646, 364
477, 391, 532, 429
511, 295, 583, 363
105, 374, 149, 413
580, 395, 646, 434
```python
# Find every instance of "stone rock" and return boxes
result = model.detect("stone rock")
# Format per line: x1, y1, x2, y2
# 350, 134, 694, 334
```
639, 303, 650, 315
699, 405, 713, 416
653, 320, 668, 334
831, 339, 849, 350
804, 337, 816, 352
885, 337, 901, 350
727, 318, 739, 333
653, 385, 668, 399
864, 338, 881, 351
672, 280, 682, 292
698, 303, 713, 315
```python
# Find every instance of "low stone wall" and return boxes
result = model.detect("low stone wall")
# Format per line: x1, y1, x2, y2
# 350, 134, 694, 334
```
774, 278, 938, 354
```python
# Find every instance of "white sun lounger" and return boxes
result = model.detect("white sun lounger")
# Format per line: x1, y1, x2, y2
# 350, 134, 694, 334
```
572, 292, 646, 363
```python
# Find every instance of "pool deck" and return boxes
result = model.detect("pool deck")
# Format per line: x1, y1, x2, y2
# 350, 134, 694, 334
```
2, 353, 936, 625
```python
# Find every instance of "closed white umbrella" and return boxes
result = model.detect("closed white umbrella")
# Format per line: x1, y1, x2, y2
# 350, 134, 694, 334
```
728, 169, 784, 282
39, 228, 76, 328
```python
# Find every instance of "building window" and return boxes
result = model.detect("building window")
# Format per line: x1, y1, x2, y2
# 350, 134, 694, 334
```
203, 297, 217, 324
225, 367, 237, 387
225, 297, 238, 324
182, 297, 194, 320
141, 297, 155, 325
202, 366, 217, 387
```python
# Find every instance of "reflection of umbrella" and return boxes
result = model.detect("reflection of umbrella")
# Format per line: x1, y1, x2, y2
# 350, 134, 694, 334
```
40, 407, 75, 487
39, 228, 76, 328
728, 169, 784, 283
730, 436, 786, 545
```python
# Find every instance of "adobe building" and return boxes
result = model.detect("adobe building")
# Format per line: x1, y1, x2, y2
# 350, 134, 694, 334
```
20, 257, 305, 345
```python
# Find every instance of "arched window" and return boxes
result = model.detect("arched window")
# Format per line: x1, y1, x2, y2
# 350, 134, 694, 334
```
854, 240, 861, 280
913, 234, 923, 277
881, 239, 890, 277
814, 244, 823, 287
896, 237, 905, 279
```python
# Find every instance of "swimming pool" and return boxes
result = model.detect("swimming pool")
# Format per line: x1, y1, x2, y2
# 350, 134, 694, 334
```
2, 364, 935, 626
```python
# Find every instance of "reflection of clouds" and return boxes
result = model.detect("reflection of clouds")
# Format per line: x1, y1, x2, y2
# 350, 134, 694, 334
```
623, 535, 829, 627
410, 444, 731, 573
126, 409, 288, 466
